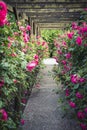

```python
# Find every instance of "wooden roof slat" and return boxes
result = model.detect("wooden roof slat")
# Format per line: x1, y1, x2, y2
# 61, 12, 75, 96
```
3, 0, 87, 3
23, 12, 81, 17
4, 2, 87, 9
33, 19, 79, 23
18, 8, 84, 13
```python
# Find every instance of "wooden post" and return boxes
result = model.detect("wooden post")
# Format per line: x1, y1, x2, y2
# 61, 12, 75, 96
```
33, 22, 35, 35
13, 6, 19, 21
28, 17, 32, 36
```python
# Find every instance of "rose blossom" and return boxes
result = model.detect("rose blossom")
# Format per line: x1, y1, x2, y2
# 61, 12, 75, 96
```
65, 88, 70, 96
62, 41, 66, 46
26, 25, 31, 31
67, 32, 74, 39
0, 109, 8, 121
0, 1, 7, 26
21, 98, 26, 104
65, 52, 71, 59
84, 107, 87, 113
61, 60, 67, 65
84, 8, 87, 11
21, 119, 25, 125
80, 123, 87, 130
23, 32, 29, 43
19, 26, 25, 32
72, 22, 78, 30
69, 101, 76, 108
76, 92, 83, 99
34, 54, 39, 60
79, 78, 86, 83
26, 61, 38, 72
13, 79, 18, 84
76, 36, 82, 46
70, 74, 79, 84
77, 111, 85, 119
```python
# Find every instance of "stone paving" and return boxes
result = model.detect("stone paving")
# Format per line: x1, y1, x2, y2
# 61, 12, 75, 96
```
21, 59, 81, 130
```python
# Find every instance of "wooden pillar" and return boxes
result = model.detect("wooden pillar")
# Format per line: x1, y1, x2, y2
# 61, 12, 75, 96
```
33, 22, 35, 35
38, 26, 41, 36
13, 6, 19, 21
28, 17, 32, 36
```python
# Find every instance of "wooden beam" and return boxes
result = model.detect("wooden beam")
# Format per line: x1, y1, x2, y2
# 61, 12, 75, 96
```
32, 17, 79, 22
23, 12, 81, 17
40, 27, 64, 29
4, 2, 87, 9
3, 0, 87, 3
31, 17, 79, 23
38, 23, 70, 26
18, 8, 84, 13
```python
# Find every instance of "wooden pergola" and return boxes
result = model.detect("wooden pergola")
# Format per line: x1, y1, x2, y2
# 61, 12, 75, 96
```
3, 0, 87, 35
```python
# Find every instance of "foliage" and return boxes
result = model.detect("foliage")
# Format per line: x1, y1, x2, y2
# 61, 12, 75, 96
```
0, 2, 49, 129
53, 9, 87, 130
41, 29, 62, 57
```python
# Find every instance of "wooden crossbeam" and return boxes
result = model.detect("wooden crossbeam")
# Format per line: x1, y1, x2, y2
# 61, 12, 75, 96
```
18, 8, 84, 13
31, 17, 80, 22
31, 17, 79, 22
22, 12, 81, 17
3, 0, 87, 3
40, 27, 64, 29
38, 22, 71, 25
4, 2, 87, 9
32, 15, 80, 21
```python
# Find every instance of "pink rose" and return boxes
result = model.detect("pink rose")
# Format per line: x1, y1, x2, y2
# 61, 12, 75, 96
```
67, 32, 74, 39
19, 26, 25, 32
84, 8, 87, 11
65, 89, 70, 97
72, 22, 78, 30
21, 119, 25, 125
65, 52, 71, 59
80, 123, 87, 130
0, 1, 7, 26
0, 109, 8, 121
61, 60, 67, 65
76, 36, 82, 46
77, 111, 85, 119
13, 79, 18, 84
26, 25, 31, 31
79, 78, 86, 83
84, 107, 87, 113
26, 61, 37, 72
42, 41, 46, 46
76, 92, 83, 99
21, 98, 26, 104
23, 32, 29, 43
70, 74, 79, 84
69, 101, 76, 108
34, 54, 39, 60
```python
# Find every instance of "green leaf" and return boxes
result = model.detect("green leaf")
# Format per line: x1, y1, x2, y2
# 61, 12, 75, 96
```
73, 84, 79, 89
0, 101, 3, 108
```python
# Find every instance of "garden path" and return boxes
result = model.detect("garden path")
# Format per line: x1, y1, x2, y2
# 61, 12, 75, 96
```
22, 58, 81, 130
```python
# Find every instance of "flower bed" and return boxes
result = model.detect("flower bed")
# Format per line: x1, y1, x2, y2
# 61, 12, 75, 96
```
0, 1, 49, 129
53, 10, 87, 130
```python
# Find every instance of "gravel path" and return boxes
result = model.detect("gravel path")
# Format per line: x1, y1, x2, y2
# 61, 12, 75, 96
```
21, 59, 81, 130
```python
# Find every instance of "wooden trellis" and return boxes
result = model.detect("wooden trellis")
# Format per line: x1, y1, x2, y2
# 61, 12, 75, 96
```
3, 0, 87, 34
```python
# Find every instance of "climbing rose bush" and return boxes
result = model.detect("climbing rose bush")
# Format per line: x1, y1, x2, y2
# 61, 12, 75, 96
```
0, 1, 49, 129
53, 10, 87, 130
